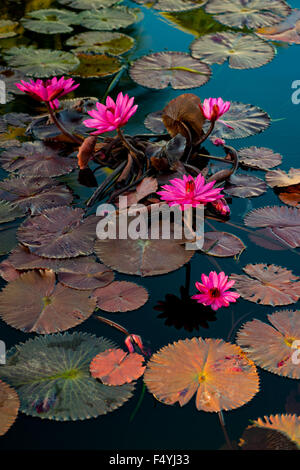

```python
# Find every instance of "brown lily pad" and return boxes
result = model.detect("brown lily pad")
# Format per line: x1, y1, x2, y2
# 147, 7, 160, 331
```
251, 415, 300, 448
278, 185, 300, 208
231, 263, 300, 306
0, 380, 20, 436
238, 146, 283, 170
0, 176, 73, 215
58, 261, 114, 290
17, 207, 98, 258
129, 52, 211, 90
203, 231, 245, 257
244, 205, 300, 249
0, 270, 96, 334
90, 348, 145, 385
93, 281, 148, 312
224, 174, 267, 198
0, 141, 77, 177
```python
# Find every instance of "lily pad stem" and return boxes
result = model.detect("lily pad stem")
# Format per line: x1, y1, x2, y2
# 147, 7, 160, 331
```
46, 103, 83, 145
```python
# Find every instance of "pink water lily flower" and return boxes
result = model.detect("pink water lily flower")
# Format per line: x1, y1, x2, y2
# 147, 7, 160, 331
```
191, 271, 240, 311
83, 92, 138, 135
200, 97, 233, 129
15, 76, 79, 110
157, 174, 224, 210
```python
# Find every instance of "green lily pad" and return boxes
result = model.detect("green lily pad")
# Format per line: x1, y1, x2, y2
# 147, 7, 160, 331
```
204, 101, 271, 139
21, 9, 79, 34
0, 225, 19, 256
129, 51, 211, 89
58, 0, 119, 9
190, 32, 275, 69
72, 51, 123, 78
0, 201, 24, 224
78, 7, 139, 31
0, 332, 135, 420
4, 46, 80, 78
66, 31, 135, 55
205, 0, 291, 30
0, 20, 19, 39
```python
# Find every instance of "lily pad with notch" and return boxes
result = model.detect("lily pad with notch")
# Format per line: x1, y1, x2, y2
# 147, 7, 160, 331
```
78, 7, 139, 31
72, 51, 123, 78
224, 174, 267, 198
93, 281, 149, 312
129, 51, 211, 90
238, 146, 282, 170
66, 31, 135, 55
0, 380, 20, 437
203, 231, 245, 257
0, 332, 135, 420
90, 348, 145, 385
21, 9, 80, 34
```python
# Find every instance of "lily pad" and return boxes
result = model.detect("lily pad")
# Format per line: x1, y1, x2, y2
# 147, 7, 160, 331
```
93, 281, 149, 312
190, 32, 275, 69
266, 168, 300, 188
129, 52, 211, 89
0, 225, 18, 256
78, 7, 138, 31
72, 51, 123, 78
138, 0, 207, 12
0, 176, 73, 215
58, 0, 119, 9
95, 226, 194, 276
0, 141, 77, 177
6, 244, 97, 273
224, 174, 267, 198
144, 111, 166, 134
204, 101, 271, 139
0, 333, 135, 420
0, 270, 97, 334
203, 231, 245, 257
0, 20, 19, 39
21, 9, 79, 34
58, 261, 114, 290
251, 415, 300, 448
90, 348, 145, 385
144, 337, 259, 412
238, 146, 282, 170
257, 9, 300, 44
205, 0, 291, 30
0, 201, 24, 224
4, 47, 80, 78
231, 264, 300, 306
17, 206, 98, 258
237, 310, 300, 379
238, 424, 299, 450
277, 185, 300, 209
244, 205, 300, 249
0, 380, 20, 436
66, 31, 135, 55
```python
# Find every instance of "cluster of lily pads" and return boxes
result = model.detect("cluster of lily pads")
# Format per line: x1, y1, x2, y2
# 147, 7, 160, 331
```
0, 0, 299, 451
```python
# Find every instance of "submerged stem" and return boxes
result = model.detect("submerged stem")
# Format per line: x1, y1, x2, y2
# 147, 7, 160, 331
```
218, 411, 233, 450
95, 314, 129, 336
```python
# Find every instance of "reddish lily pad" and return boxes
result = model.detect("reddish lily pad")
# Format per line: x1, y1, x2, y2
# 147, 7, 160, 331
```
0, 260, 20, 282
0, 270, 96, 334
90, 348, 145, 385
0, 176, 73, 215
93, 281, 149, 312
257, 9, 300, 44
129, 52, 211, 90
0, 201, 24, 224
17, 207, 98, 258
58, 261, 114, 290
244, 205, 300, 249
237, 310, 300, 379
203, 231, 245, 257
238, 147, 282, 170
277, 186, 300, 209
0, 380, 20, 436
0, 142, 77, 177
231, 264, 300, 306
224, 174, 267, 198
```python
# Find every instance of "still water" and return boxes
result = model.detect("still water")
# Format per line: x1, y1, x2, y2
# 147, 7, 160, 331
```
0, 0, 299, 450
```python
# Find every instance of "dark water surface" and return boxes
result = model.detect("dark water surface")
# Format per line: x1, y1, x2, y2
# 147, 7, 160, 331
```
0, 0, 299, 450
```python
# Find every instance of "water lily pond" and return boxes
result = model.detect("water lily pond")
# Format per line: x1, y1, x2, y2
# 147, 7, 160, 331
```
0, 0, 300, 452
